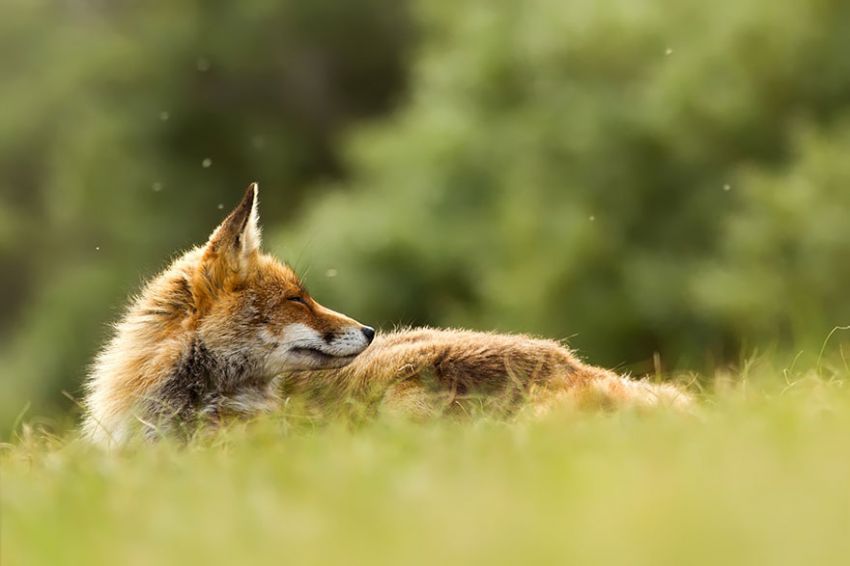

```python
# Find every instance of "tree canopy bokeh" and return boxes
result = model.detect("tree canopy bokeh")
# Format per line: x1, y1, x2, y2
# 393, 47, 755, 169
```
2, 0, 850, 431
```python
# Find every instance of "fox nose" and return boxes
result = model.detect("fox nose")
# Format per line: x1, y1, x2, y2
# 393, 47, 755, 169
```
361, 326, 376, 344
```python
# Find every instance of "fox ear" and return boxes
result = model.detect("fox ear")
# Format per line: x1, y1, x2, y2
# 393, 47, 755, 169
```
202, 183, 262, 281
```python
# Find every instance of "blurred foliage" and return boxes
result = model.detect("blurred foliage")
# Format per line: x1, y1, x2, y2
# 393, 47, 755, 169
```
279, 0, 850, 370
2, 0, 850, 427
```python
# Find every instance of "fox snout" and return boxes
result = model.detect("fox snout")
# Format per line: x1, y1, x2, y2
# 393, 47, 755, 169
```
264, 315, 376, 372
314, 322, 375, 357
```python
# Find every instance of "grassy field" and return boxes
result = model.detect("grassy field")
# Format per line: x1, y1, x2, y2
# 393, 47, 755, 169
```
3, 363, 850, 566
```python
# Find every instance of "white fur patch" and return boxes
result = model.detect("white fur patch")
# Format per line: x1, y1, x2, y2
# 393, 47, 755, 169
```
264, 322, 371, 372
324, 326, 372, 356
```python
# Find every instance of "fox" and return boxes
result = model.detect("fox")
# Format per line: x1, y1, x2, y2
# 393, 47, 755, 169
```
82, 184, 691, 446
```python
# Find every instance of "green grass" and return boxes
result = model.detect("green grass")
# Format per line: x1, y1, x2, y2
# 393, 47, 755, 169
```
4, 366, 850, 566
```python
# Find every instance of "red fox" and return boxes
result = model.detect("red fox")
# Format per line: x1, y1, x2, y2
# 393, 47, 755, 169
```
83, 185, 691, 446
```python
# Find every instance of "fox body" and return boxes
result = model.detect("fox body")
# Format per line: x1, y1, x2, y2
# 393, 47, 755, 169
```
83, 185, 690, 446
283, 328, 690, 421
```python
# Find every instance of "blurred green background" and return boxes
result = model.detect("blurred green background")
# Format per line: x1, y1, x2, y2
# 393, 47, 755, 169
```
2, 0, 850, 431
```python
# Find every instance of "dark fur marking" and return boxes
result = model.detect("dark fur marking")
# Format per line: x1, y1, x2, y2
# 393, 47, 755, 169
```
148, 338, 266, 436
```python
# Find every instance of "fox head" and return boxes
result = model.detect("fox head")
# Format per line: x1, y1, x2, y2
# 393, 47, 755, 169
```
188, 183, 375, 374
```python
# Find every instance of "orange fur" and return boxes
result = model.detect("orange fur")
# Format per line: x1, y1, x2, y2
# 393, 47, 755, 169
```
83, 184, 692, 446
283, 328, 692, 420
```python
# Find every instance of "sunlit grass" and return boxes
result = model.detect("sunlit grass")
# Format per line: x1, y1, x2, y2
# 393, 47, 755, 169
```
3, 362, 850, 566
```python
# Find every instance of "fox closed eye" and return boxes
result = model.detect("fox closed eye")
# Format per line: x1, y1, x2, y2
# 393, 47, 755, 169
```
287, 296, 308, 305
